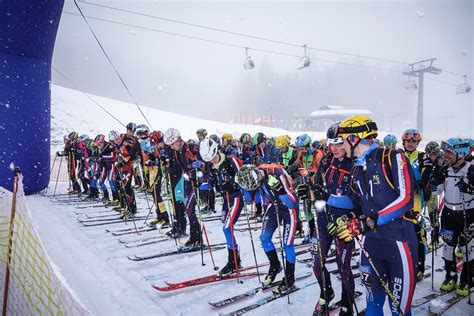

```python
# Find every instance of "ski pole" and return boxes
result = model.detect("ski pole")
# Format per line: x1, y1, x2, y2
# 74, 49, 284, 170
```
245, 203, 261, 283
165, 168, 179, 245
195, 169, 218, 270
461, 187, 472, 305
273, 198, 291, 304
45, 153, 58, 194
53, 156, 63, 197
226, 192, 242, 283
354, 235, 405, 316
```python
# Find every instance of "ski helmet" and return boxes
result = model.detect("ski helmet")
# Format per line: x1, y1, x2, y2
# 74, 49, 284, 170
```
209, 134, 221, 145
240, 133, 252, 144
295, 134, 312, 147
149, 131, 164, 145
126, 122, 137, 133
312, 140, 320, 148
63, 134, 69, 141
236, 164, 263, 191
425, 141, 440, 155
326, 122, 343, 145
94, 134, 105, 146
338, 116, 378, 141
199, 137, 219, 162
108, 130, 120, 142
222, 133, 233, 142
85, 139, 95, 150
441, 138, 470, 157
196, 128, 208, 137
164, 128, 181, 145
402, 129, 422, 142
252, 132, 266, 145
79, 134, 89, 142
383, 134, 398, 146
275, 135, 291, 149
68, 131, 78, 141
136, 124, 150, 135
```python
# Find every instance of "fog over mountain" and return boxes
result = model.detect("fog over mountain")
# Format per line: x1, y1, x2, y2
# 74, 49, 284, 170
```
53, 0, 473, 137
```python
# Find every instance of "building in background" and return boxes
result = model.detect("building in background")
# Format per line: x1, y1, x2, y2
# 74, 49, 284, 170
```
291, 105, 372, 131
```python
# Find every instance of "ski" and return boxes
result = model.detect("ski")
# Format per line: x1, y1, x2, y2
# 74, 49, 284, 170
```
110, 226, 158, 236
127, 243, 227, 261
80, 216, 147, 227
154, 262, 270, 286
154, 273, 259, 292
412, 291, 445, 307
208, 272, 312, 307
223, 280, 318, 315
75, 203, 109, 210
77, 214, 146, 223
427, 294, 464, 315
123, 236, 170, 248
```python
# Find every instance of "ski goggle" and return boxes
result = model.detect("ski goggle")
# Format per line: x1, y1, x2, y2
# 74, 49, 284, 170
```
441, 141, 469, 153
327, 137, 344, 145
402, 132, 421, 141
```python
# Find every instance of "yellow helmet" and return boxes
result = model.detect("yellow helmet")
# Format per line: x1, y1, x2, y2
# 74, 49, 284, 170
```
338, 115, 378, 140
275, 135, 291, 149
222, 133, 233, 142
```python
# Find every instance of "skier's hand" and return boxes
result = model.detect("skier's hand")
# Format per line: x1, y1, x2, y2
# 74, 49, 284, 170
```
455, 179, 469, 194
267, 174, 283, 193
421, 153, 432, 168
327, 216, 346, 235
296, 183, 310, 200
192, 160, 203, 169
428, 181, 438, 192
336, 216, 376, 242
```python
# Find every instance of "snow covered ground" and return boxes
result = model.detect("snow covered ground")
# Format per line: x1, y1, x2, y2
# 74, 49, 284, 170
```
32, 85, 471, 315
26, 183, 472, 316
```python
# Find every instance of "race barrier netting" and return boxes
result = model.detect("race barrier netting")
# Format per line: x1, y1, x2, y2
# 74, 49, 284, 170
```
0, 168, 88, 315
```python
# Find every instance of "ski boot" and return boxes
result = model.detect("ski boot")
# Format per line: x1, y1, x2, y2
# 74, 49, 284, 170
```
119, 204, 137, 220
218, 248, 241, 277
101, 189, 110, 203
273, 261, 296, 295
455, 282, 469, 296
440, 273, 457, 292
417, 271, 425, 282
262, 249, 282, 286
313, 285, 335, 316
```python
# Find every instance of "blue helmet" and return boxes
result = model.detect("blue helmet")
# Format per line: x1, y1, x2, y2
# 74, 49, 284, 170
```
383, 134, 397, 145
295, 134, 312, 147
312, 140, 320, 148
441, 138, 470, 157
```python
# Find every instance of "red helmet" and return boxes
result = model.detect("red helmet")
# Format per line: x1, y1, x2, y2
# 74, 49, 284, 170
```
150, 131, 164, 145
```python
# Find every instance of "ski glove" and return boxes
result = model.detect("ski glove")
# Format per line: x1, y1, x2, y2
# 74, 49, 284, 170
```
191, 160, 203, 169
296, 183, 310, 200
336, 216, 376, 242
327, 216, 344, 236
267, 174, 283, 194
455, 179, 470, 194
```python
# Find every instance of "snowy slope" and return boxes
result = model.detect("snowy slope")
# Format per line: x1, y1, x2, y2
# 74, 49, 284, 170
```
50, 85, 326, 152
37, 86, 471, 315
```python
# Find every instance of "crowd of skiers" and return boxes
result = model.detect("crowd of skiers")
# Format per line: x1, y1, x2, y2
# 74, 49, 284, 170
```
58, 116, 473, 315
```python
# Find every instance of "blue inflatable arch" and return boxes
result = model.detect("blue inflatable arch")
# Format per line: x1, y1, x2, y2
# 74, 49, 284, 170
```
0, 1, 64, 194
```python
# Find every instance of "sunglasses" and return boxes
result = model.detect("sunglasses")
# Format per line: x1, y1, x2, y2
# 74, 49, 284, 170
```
402, 132, 421, 141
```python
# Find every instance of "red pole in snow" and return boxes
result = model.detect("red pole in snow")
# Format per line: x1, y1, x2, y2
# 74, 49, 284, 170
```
2, 167, 21, 316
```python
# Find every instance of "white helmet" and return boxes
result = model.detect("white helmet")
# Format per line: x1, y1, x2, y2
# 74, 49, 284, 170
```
164, 128, 181, 145
199, 137, 219, 162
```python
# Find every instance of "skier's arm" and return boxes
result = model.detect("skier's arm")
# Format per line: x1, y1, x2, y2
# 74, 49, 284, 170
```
376, 152, 414, 226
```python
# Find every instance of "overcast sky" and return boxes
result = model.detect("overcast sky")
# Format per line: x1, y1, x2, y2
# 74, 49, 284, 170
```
52, 0, 473, 137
